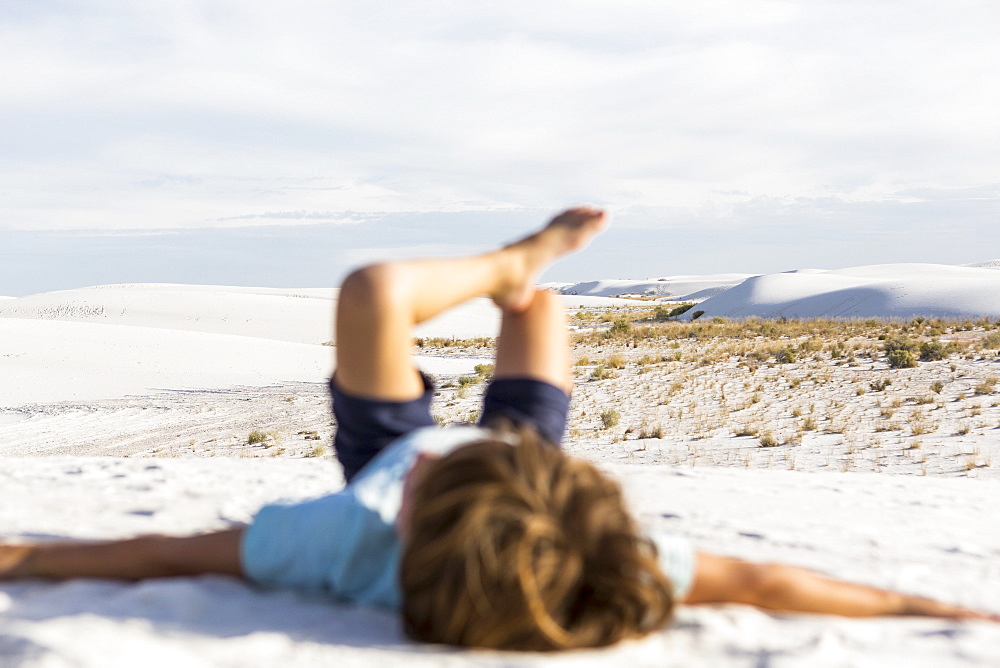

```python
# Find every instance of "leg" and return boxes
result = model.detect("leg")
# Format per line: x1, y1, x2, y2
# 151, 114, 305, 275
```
334, 207, 606, 401
331, 207, 605, 478
478, 289, 574, 445
494, 289, 573, 393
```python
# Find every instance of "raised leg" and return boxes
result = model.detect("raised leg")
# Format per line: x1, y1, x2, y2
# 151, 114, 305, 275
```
334, 207, 606, 401
494, 289, 573, 394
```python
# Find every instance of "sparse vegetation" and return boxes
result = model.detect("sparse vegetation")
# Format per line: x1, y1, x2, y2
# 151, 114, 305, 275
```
758, 432, 780, 447
590, 365, 617, 381
974, 377, 997, 395
179, 312, 1000, 473
605, 354, 627, 369
885, 338, 918, 369
919, 339, 949, 361
775, 348, 796, 364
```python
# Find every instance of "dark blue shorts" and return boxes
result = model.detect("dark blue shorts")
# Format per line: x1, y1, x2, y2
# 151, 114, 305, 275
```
330, 374, 571, 483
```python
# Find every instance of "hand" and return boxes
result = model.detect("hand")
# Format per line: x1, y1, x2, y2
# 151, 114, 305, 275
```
900, 595, 1000, 623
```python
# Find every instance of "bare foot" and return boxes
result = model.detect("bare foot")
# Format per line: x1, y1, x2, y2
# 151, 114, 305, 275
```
492, 207, 608, 311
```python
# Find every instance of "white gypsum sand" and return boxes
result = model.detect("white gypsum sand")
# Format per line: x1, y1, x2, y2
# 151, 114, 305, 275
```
689, 263, 1000, 320
1, 280, 999, 667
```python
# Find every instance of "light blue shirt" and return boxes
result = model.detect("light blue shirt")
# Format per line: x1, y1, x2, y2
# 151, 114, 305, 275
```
241, 426, 695, 608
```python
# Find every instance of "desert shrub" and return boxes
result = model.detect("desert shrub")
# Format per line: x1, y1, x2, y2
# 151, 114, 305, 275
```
690, 310, 705, 320
885, 336, 917, 354
248, 430, 268, 445
590, 365, 617, 381
983, 332, 1000, 351
607, 319, 631, 337
473, 363, 494, 379
930, 380, 945, 394
652, 305, 671, 320
600, 408, 621, 428
457, 375, 477, 387
797, 337, 822, 353
919, 339, 949, 361
887, 349, 917, 369
605, 354, 627, 369
758, 431, 780, 447
638, 424, 664, 439
974, 377, 997, 395
775, 348, 796, 364
653, 303, 696, 320
870, 378, 892, 392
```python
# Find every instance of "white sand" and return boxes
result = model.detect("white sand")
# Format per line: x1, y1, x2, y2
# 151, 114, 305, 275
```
0, 284, 337, 344
2, 281, 999, 667
548, 275, 754, 301
691, 263, 1000, 319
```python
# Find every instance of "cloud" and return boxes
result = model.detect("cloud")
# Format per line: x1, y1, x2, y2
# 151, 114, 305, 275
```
1, 1, 998, 292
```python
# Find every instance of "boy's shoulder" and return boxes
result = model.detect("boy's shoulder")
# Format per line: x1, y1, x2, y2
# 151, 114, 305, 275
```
349, 424, 493, 521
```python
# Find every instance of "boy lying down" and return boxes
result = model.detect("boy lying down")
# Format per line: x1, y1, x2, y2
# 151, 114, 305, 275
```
1, 208, 996, 650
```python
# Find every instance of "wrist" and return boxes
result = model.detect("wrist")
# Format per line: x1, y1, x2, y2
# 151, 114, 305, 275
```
0, 544, 37, 579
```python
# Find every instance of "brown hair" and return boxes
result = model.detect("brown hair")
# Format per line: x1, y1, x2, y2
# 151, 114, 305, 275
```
400, 427, 675, 651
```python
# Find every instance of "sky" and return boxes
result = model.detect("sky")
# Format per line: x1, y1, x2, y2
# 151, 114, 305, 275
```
2, 0, 998, 296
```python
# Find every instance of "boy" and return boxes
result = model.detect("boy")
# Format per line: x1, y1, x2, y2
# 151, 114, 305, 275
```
1, 208, 996, 651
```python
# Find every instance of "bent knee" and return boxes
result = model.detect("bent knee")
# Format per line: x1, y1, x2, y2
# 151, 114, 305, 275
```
339, 263, 407, 312
526, 288, 562, 312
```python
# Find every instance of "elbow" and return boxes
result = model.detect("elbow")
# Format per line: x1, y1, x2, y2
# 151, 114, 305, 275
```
739, 563, 798, 608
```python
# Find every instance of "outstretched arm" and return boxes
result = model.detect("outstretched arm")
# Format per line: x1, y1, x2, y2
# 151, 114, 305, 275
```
685, 553, 999, 622
0, 529, 245, 581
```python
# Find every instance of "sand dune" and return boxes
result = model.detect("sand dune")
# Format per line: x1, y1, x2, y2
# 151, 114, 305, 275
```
0, 284, 336, 345
966, 259, 1000, 269
0, 287, 643, 408
548, 275, 754, 301
690, 263, 1000, 320
553, 262, 1000, 321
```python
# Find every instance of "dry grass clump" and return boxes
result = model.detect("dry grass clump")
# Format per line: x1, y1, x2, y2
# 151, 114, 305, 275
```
758, 431, 780, 447
974, 377, 997, 395
414, 336, 494, 348
638, 424, 664, 439
604, 354, 627, 369
600, 408, 621, 428
982, 331, 1000, 352
590, 365, 618, 381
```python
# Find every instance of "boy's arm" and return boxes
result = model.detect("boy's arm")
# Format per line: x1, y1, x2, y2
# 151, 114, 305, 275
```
685, 553, 999, 622
0, 529, 246, 581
